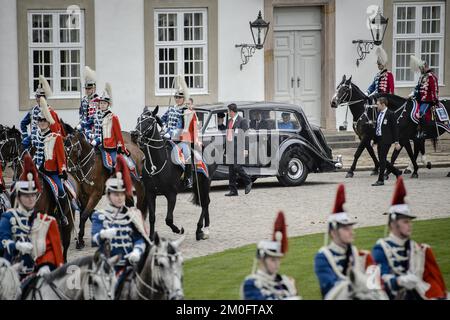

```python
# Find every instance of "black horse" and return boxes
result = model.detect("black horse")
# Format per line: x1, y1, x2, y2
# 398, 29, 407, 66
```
131, 106, 216, 241
330, 75, 447, 178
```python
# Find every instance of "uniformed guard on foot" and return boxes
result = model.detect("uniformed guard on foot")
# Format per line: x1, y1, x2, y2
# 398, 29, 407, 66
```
372, 177, 448, 300
314, 184, 386, 300
91, 155, 150, 282
241, 211, 300, 300
0, 154, 63, 279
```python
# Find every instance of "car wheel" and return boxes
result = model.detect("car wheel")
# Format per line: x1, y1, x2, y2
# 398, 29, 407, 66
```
277, 148, 309, 186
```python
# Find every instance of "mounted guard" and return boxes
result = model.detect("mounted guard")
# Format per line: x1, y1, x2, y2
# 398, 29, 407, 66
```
160, 75, 196, 189
409, 56, 440, 138
241, 211, 300, 300
0, 154, 63, 279
366, 46, 395, 103
372, 177, 448, 300
78, 66, 99, 139
36, 100, 69, 226
91, 83, 130, 173
91, 155, 149, 288
314, 184, 386, 300
20, 76, 65, 167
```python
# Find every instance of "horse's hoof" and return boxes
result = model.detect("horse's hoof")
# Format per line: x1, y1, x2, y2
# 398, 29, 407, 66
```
403, 169, 412, 174
345, 172, 354, 178
76, 240, 85, 250
426, 162, 432, 170
370, 170, 379, 176
179, 227, 185, 235
196, 231, 207, 241
203, 227, 210, 236
411, 173, 418, 179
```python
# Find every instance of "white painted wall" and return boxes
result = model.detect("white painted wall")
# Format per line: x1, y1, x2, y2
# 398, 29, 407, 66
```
0, 0, 20, 127
217, 0, 265, 102
94, 0, 145, 131
335, 0, 383, 130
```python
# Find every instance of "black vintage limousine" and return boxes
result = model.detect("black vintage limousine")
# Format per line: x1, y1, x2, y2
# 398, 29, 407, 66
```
193, 102, 342, 186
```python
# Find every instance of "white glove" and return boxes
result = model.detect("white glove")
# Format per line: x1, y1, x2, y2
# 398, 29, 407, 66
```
408, 91, 415, 98
125, 249, 142, 265
100, 228, 118, 240
37, 265, 51, 277
15, 241, 33, 255
76, 124, 82, 131
90, 139, 97, 147
163, 132, 170, 139
397, 273, 420, 290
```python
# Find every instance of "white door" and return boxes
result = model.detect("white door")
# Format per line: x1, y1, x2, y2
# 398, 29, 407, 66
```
274, 30, 322, 126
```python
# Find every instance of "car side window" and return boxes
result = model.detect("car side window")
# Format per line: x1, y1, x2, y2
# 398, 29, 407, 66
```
206, 113, 218, 132
249, 110, 275, 130
276, 111, 301, 131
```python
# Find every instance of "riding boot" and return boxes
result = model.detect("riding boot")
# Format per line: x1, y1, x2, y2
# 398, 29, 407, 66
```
183, 163, 193, 189
57, 194, 69, 227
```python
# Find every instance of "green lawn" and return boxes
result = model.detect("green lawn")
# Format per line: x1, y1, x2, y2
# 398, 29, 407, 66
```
184, 218, 450, 300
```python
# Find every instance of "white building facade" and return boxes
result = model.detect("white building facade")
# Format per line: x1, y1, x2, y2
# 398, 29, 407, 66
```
1, 0, 448, 132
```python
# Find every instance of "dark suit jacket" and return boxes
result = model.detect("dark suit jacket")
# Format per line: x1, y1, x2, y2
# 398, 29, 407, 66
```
375, 109, 399, 145
229, 115, 248, 131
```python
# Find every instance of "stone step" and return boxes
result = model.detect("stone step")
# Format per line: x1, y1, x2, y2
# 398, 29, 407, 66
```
328, 140, 361, 149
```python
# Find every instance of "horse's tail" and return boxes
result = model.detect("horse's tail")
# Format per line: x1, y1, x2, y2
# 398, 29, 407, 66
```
191, 172, 210, 207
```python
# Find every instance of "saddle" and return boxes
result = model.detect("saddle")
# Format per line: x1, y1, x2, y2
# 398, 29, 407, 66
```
411, 101, 450, 134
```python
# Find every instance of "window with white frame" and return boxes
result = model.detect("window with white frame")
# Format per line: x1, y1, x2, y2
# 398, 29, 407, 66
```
154, 9, 208, 95
28, 10, 85, 98
393, 2, 445, 86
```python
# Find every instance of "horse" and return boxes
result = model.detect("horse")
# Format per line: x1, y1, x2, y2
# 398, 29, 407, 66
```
115, 232, 184, 300
375, 93, 450, 179
22, 251, 119, 300
331, 75, 423, 178
62, 123, 147, 250
0, 125, 75, 261
131, 106, 215, 241
0, 258, 22, 300
325, 268, 389, 300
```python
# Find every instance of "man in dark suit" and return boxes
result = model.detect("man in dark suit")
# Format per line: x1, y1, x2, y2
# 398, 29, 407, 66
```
225, 103, 252, 196
372, 97, 402, 186
217, 112, 226, 131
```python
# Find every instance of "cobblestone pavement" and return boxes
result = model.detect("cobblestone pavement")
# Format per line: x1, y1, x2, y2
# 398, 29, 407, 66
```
67, 167, 450, 262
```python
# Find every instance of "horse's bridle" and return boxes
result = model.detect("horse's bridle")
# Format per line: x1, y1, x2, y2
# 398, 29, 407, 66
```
134, 113, 168, 177
133, 248, 183, 300
65, 134, 95, 186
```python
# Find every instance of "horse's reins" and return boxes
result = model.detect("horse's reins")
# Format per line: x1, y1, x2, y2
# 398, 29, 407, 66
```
136, 115, 168, 177
65, 136, 95, 186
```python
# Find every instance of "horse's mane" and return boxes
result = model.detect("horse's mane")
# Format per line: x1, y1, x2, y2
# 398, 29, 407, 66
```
61, 119, 75, 135
45, 256, 94, 281
350, 82, 367, 98
380, 94, 407, 108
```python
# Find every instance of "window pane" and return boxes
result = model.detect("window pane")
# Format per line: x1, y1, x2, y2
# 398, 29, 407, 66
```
61, 79, 68, 92
43, 29, 52, 42
60, 50, 68, 63
60, 29, 69, 42
44, 50, 51, 63
158, 14, 166, 27
71, 79, 79, 91
43, 14, 52, 28
44, 65, 52, 77
71, 64, 79, 77
194, 13, 202, 26
71, 50, 80, 63
32, 15, 41, 28
70, 29, 80, 42
194, 47, 202, 60
61, 64, 68, 77
184, 13, 192, 27
168, 14, 177, 27
33, 30, 40, 42
168, 28, 176, 41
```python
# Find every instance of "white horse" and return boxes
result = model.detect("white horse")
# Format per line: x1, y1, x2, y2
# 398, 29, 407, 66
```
325, 267, 389, 300
0, 258, 22, 300
22, 252, 119, 300
115, 232, 185, 300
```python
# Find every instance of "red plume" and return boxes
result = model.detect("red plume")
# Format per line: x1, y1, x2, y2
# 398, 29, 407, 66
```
114, 155, 132, 197
332, 184, 346, 213
20, 153, 42, 192
391, 176, 406, 205
273, 211, 288, 254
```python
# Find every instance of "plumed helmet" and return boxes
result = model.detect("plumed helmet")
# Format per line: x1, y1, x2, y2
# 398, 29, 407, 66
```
12, 153, 41, 194
84, 66, 97, 88
385, 176, 416, 221
375, 46, 388, 66
105, 155, 132, 197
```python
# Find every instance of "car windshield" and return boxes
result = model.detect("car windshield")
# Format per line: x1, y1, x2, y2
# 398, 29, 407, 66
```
194, 110, 211, 130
